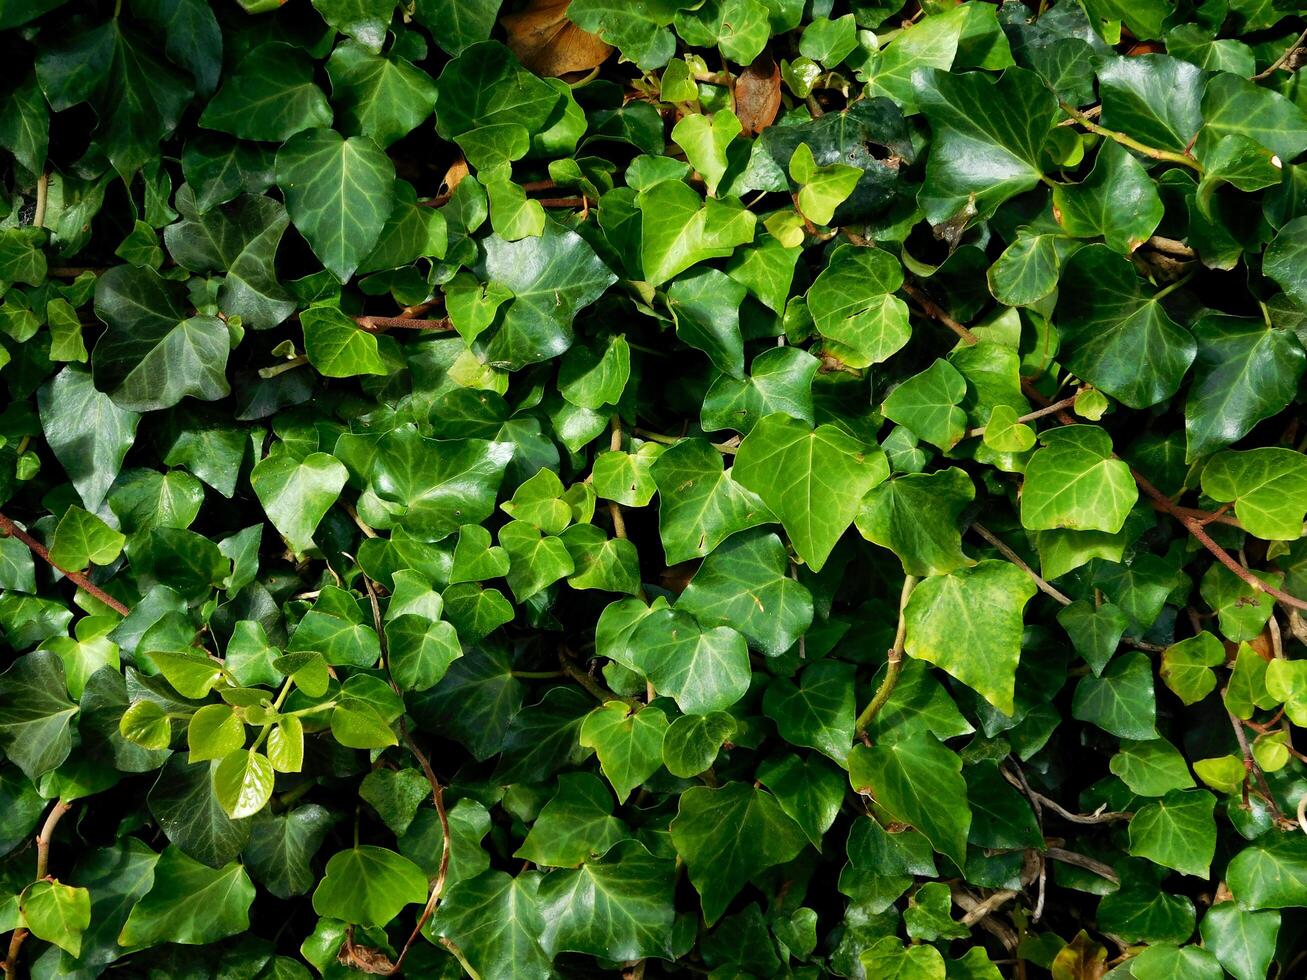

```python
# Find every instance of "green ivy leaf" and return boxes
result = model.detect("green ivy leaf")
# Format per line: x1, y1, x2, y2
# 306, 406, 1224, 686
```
734, 414, 888, 571
1056, 245, 1197, 409
848, 732, 970, 869
1020, 425, 1137, 533
1128, 789, 1217, 878
91, 265, 231, 411
650, 438, 776, 565
311, 845, 428, 927
275, 128, 396, 282
914, 66, 1055, 225
118, 846, 254, 946
904, 560, 1036, 715
669, 782, 808, 925
1201, 447, 1307, 541
536, 840, 677, 960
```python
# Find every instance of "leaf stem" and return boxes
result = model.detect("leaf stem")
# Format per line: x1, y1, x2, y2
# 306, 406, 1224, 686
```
258, 355, 308, 379
853, 574, 917, 739
0, 511, 130, 616
1133, 470, 1307, 611
1151, 268, 1196, 301
32, 174, 47, 230
1058, 101, 1203, 173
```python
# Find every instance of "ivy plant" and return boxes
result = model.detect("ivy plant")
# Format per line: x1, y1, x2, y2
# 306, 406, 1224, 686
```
1, 0, 1306, 977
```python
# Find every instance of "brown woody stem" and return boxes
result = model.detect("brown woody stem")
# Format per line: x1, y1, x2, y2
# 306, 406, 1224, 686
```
0, 512, 130, 616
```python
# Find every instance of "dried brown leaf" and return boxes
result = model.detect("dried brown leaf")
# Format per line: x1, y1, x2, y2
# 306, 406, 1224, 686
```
501, 0, 613, 78
734, 53, 781, 135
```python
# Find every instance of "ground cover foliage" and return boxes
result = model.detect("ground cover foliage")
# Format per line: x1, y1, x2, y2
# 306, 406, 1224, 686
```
0, 0, 1306, 976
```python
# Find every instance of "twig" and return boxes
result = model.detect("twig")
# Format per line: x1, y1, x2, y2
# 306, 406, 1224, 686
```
1001, 767, 1131, 824
900, 282, 980, 345
1226, 703, 1285, 822
965, 395, 1079, 438
1143, 236, 1197, 260
560, 646, 620, 704
2, 800, 74, 980
1056, 104, 1101, 126
46, 267, 106, 278
854, 575, 918, 739
970, 523, 1072, 606
1133, 471, 1307, 612
959, 888, 1018, 926
357, 568, 453, 977
1058, 101, 1203, 173
388, 724, 450, 975
949, 885, 1019, 950
1251, 27, 1307, 81
0, 512, 130, 616
1044, 847, 1120, 885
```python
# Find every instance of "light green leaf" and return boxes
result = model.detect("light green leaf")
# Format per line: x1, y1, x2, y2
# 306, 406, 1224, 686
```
20, 880, 90, 957
629, 609, 751, 714
733, 413, 888, 571
848, 733, 970, 869
301, 306, 387, 378
806, 244, 910, 367
904, 560, 1036, 714
1201, 447, 1307, 541
1127, 789, 1217, 877
637, 179, 756, 286
48, 506, 124, 570
882, 360, 968, 451
251, 451, 348, 554
311, 845, 428, 927
1020, 425, 1137, 533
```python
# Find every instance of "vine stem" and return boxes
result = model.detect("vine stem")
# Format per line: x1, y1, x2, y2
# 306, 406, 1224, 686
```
1251, 26, 1307, 81
853, 575, 917, 739
970, 523, 1071, 605
0, 512, 130, 616
901, 282, 979, 345
2, 800, 74, 980
1133, 470, 1307, 612
357, 571, 452, 976
1058, 101, 1203, 173
355, 315, 453, 333
964, 395, 1079, 438
970, 522, 1166, 652
1019, 381, 1298, 608
32, 174, 48, 230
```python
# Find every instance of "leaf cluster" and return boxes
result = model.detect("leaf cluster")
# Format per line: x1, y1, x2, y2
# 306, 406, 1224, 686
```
0, 0, 1306, 978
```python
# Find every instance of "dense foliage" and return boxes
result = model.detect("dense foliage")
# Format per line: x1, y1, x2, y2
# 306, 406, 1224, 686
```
1, 0, 1306, 976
